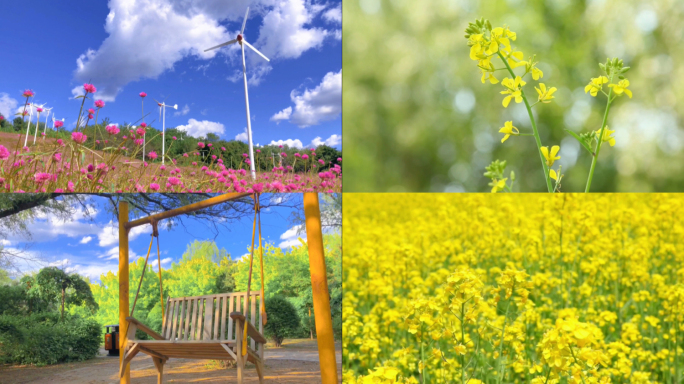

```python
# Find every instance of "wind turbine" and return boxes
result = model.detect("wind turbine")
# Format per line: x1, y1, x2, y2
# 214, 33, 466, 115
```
32, 104, 47, 145
41, 107, 53, 141
154, 98, 177, 164
24, 103, 36, 147
204, 7, 270, 180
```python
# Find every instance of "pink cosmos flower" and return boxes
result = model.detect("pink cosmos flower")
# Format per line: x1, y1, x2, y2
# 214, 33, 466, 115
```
192, 162, 197, 166
172, 136, 177, 140
168, 177, 181, 186
211, 155, 217, 160
88, 113, 94, 119
318, 159, 325, 165
72, 132, 87, 144
135, 127, 146, 136
23, 89, 35, 98
242, 153, 248, 158
88, 108, 95, 114
221, 147, 226, 151
197, 142, 205, 148
337, 157, 342, 162
295, 153, 301, 157
23, 146, 29, 152
134, 139, 143, 146
302, 154, 309, 160
67, 181, 75, 192
148, 151, 158, 160
150, 183, 160, 191
140, 92, 147, 98
160, 165, 166, 171
256, 149, 261, 153
55, 121, 64, 129
41, 132, 46, 137
57, 139, 64, 145
106, 125, 120, 135
140, 122, 147, 128
0, 145, 10, 160
95, 140, 100, 144
208, 143, 213, 147
281, 152, 287, 158
183, 153, 189, 158
278, 145, 283, 148
94, 100, 105, 108
53, 153, 61, 162
0, 115, 4, 122
55, 188, 64, 193
36, 107, 43, 113
83, 83, 97, 94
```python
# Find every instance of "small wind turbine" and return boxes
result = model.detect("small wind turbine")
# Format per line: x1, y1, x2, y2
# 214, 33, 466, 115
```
41, 107, 53, 140
154, 98, 177, 164
24, 103, 36, 147
204, 6, 270, 180
32, 104, 47, 144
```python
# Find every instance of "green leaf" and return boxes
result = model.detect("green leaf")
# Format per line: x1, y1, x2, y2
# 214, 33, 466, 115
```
565, 129, 593, 155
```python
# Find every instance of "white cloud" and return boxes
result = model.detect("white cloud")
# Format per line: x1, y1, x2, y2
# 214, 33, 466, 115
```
270, 106, 292, 123
322, 5, 341, 24
176, 118, 225, 138
0, 93, 18, 119
174, 104, 190, 116
1, 239, 11, 246
235, 127, 249, 142
269, 138, 304, 149
98, 220, 149, 247
273, 70, 341, 127
279, 224, 306, 248
71, 0, 339, 101
311, 134, 341, 147
80, 236, 93, 244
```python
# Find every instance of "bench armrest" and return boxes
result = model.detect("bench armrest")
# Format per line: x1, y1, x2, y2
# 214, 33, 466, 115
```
126, 316, 166, 340
230, 312, 267, 344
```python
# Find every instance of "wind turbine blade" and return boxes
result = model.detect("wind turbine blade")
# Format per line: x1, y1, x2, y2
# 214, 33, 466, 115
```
241, 7, 250, 34
204, 39, 237, 52
243, 40, 270, 62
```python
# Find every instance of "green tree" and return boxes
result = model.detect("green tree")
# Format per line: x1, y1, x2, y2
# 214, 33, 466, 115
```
34, 267, 98, 319
263, 296, 300, 347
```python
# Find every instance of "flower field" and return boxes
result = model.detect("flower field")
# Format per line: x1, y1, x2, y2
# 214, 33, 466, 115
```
0, 86, 341, 193
343, 194, 684, 383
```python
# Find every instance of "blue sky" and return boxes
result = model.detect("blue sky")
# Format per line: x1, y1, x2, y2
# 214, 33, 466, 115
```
0, 0, 341, 150
1, 194, 316, 283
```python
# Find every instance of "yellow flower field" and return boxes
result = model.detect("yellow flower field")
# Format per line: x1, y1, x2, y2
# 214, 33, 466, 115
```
343, 194, 684, 384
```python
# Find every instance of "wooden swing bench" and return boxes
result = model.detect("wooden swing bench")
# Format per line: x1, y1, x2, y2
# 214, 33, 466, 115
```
120, 291, 266, 384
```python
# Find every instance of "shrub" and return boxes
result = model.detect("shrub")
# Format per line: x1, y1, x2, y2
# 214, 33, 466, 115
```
0, 313, 101, 366
263, 296, 300, 347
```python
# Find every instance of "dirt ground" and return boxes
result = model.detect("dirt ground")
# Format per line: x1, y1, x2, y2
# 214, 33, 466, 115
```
0, 339, 342, 384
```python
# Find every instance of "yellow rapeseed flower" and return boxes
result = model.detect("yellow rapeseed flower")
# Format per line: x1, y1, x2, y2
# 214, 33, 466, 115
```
498, 121, 519, 143
501, 76, 526, 108
531, 66, 543, 80
608, 79, 632, 98
585, 76, 609, 97
594, 126, 616, 147
540, 145, 560, 167
535, 83, 557, 104
549, 169, 558, 180
491, 178, 507, 193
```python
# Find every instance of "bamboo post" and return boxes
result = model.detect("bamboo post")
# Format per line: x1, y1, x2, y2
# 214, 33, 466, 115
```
303, 193, 338, 383
119, 202, 130, 384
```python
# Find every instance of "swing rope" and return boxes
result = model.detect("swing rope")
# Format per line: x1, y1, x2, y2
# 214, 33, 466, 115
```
242, 193, 264, 357
130, 220, 160, 317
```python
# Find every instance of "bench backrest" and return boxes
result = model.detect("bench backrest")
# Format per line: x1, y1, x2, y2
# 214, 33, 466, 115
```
161, 291, 263, 349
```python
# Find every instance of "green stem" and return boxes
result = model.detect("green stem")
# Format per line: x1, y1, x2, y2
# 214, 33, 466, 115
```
497, 51, 553, 193
461, 303, 466, 384
498, 285, 514, 384
584, 75, 614, 193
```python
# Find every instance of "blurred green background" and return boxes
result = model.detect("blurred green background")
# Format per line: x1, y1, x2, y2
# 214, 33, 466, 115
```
343, 0, 684, 192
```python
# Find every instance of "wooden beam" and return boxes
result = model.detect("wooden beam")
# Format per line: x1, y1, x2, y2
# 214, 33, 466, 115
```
126, 317, 165, 340
220, 343, 238, 361
304, 192, 338, 384
138, 345, 169, 361
118, 202, 130, 384
125, 193, 252, 229
230, 312, 267, 344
